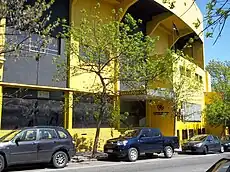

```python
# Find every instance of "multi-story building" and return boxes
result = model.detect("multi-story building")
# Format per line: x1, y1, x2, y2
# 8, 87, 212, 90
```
0, 0, 212, 150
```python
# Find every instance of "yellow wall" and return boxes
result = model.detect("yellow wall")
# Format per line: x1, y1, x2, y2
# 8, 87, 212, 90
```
0, 128, 120, 152
147, 100, 174, 136
154, 0, 204, 42
150, 26, 169, 55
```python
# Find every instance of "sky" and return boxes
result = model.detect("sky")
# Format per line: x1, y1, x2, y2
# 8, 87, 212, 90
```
195, 0, 230, 64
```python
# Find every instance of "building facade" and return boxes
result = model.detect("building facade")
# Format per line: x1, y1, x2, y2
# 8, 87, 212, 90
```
0, 0, 212, 150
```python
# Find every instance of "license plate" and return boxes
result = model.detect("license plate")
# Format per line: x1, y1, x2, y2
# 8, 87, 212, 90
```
107, 149, 113, 153
186, 150, 192, 153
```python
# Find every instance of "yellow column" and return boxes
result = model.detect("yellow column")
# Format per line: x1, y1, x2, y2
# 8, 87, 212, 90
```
0, 19, 6, 129
64, 91, 73, 130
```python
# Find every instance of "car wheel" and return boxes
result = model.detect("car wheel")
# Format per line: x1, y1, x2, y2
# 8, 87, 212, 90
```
203, 146, 208, 155
220, 145, 224, 153
145, 153, 153, 158
0, 155, 5, 172
128, 147, 138, 162
164, 146, 173, 158
52, 151, 68, 168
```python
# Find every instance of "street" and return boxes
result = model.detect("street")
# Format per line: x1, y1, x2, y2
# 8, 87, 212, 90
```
6, 152, 230, 172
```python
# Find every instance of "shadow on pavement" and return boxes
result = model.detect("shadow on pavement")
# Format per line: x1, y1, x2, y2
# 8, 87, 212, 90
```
4, 164, 55, 172
97, 154, 167, 162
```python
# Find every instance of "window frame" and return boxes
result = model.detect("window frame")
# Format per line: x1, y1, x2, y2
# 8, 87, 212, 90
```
57, 129, 68, 139
13, 129, 38, 142
38, 128, 58, 141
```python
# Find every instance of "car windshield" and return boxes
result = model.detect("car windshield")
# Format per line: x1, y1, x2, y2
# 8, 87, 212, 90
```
0, 130, 21, 142
189, 135, 207, 141
122, 129, 140, 138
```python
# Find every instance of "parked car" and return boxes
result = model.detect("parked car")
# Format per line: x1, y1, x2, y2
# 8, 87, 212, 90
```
182, 134, 224, 154
221, 136, 230, 151
206, 158, 230, 172
0, 126, 76, 172
104, 128, 179, 162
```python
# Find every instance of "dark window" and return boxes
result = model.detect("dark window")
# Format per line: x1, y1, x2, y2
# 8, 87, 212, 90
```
189, 129, 194, 138
141, 129, 152, 137
38, 129, 58, 140
186, 69, 191, 77
202, 128, 206, 134
182, 129, 188, 140
195, 73, 199, 81
213, 136, 219, 141
198, 128, 202, 135
17, 129, 37, 141
151, 129, 161, 137
57, 130, 68, 139
199, 75, 203, 83
180, 66, 185, 76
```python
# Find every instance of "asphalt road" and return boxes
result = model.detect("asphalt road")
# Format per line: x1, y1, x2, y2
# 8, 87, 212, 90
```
6, 153, 230, 172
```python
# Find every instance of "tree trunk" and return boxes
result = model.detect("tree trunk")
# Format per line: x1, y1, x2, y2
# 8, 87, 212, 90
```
92, 119, 102, 157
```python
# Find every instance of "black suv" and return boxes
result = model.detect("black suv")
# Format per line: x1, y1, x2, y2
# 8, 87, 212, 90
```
0, 126, 76, 171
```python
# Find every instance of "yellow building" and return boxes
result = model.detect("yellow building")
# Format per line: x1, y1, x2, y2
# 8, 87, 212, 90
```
0, 0, 212, 150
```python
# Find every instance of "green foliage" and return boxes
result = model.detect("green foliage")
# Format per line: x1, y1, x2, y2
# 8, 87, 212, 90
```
162, 55, 203, 119
204, 0, 230, 43
205, 60, 230, 128
58, 4, 176, 154
204, 98, 230, 127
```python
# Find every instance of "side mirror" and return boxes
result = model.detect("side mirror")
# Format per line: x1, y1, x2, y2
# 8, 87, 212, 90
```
15, 137, 20, 146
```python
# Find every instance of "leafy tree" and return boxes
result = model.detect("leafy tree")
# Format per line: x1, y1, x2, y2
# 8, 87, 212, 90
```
0, 0, 60, 58
204, 60, 230, 136
58, 4, 176, 156
161, 55, 203, 135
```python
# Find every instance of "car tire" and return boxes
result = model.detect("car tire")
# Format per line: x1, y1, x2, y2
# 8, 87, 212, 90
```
203, 146, 208, 155
145, 153, 153, 158
164, 146, 173, 158
0, 155, 5, 172
219, 145, 224, 153
52, 151, 68, 168
127, 147, 138, 162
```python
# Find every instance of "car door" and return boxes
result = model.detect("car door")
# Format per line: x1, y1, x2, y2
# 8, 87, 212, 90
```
37, 128, 59, 162
150, 129, 164, 152
206, 135, 216, 151
139, 129, 153, 152
8, 129, 38, 165
213, 136, 221, 151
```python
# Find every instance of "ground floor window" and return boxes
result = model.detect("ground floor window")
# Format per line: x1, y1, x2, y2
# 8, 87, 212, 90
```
182, 129, 188, 140
189, 129, 194, 138
120, 100, 146, 128
72, 93, 113, 128
2, 87, 64, 129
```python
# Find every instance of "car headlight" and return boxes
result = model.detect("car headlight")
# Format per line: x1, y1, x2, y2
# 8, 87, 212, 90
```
117, 140, 128, 146
194, 143, 203, 147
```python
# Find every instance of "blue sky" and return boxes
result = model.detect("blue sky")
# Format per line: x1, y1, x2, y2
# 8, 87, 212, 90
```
196, 0, 230, 64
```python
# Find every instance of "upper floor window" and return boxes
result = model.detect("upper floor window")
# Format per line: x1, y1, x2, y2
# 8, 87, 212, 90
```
179, 66, 185, 76
5, 28, 60, 56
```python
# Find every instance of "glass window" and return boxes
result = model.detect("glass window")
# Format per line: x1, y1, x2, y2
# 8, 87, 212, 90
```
57, 130, 68, 139
207, 135, 214, 141
15, 130, 37, 141
39, 129, 58, 140
213, 136, 220, 141
189, 135, 207, 141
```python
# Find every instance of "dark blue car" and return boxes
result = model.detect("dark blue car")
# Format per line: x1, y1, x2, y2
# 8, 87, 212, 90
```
104, 128, 179, 162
